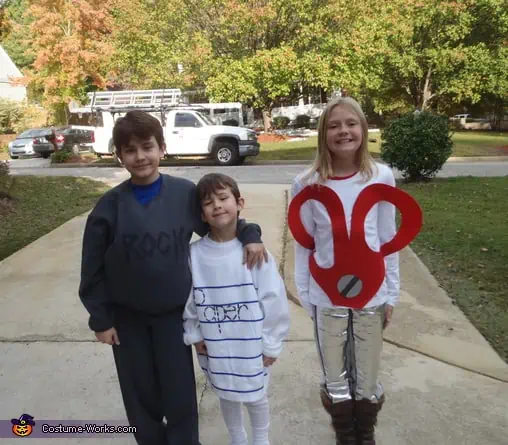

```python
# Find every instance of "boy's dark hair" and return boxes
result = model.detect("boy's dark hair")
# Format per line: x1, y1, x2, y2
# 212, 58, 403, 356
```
112, 110, 165, 154
196, 173, 241, 204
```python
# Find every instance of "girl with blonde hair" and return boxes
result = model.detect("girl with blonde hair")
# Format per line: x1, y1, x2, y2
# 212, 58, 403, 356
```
289, 96, 411, 444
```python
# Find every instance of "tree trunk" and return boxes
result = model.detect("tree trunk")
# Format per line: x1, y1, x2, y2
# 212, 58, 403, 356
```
320, 87, 327, 104
262, 109, 272, 133
421, 66, 433, 111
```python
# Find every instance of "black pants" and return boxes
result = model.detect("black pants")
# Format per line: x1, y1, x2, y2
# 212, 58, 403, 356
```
112, 306, 199, 445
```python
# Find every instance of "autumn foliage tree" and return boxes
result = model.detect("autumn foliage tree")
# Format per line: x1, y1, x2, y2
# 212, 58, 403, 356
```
1, 0, 506, 125
26, 0, 114, 122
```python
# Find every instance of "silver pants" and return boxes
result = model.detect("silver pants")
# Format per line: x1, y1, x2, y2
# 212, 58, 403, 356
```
314, 305, 385, 404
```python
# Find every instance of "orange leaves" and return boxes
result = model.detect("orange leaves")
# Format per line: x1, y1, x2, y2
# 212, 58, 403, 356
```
27, 0, 114, 105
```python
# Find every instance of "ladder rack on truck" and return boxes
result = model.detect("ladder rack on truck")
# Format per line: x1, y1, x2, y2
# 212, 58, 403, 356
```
87, 88, 183, 109
69, 88, 246, 126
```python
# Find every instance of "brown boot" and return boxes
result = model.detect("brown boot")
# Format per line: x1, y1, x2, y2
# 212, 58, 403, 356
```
320, 390, 356, 445
355, 395, 385, 445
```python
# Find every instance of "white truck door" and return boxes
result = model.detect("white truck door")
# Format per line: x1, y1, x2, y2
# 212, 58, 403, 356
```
165, 112, 209, 155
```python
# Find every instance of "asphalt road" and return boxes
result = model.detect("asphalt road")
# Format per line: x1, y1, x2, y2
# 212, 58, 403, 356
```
7, 157, 508, 186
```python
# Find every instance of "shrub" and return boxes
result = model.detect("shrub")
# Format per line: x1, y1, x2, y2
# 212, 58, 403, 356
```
380, 111, 453, 181
272, 116, 290, 129
295, 114, 311, 128
0, 99, 47, 135
51, 150, 72, 164
0, 99, 23, 134
0, 160, 9, 177
0, 160, 14, 209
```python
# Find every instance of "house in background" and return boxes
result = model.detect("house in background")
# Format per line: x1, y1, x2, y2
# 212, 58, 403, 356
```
0, 45, 27, 102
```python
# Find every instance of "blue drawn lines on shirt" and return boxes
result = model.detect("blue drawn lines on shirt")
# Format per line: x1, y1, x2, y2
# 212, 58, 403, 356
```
194, 284, 262, 334
197, 300, 259, 307
201, 368, 264, 378
203, 336, 262, 342
200, 352, 263, 360
200, 365, 269, 394
200, 366, 267, 394
194, 282, 258, 291
208, 381, 264, 394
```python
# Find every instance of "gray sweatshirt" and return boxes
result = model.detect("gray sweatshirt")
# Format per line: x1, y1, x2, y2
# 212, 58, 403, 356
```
78, 174, 262, 332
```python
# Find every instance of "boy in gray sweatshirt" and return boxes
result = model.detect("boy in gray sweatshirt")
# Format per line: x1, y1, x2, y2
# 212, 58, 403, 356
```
79, 110, 266, 445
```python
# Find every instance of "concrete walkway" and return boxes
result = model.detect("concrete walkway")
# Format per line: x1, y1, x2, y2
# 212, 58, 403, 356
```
1, 183, 507, 444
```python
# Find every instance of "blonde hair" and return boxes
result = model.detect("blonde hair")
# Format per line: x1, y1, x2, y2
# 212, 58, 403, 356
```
304, 97, 376, 184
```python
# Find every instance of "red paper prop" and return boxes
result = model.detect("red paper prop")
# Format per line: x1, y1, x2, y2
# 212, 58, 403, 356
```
288, 183, 423, 309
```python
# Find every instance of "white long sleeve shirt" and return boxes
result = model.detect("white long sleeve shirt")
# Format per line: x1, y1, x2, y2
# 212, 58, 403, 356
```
183, 235, 290, 403
290, 162, 400, 317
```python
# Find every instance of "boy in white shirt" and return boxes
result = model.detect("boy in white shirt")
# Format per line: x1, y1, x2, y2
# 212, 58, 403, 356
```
183, 173, 290, 445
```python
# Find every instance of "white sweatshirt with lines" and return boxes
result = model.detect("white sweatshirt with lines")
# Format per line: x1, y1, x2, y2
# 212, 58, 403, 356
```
183, 234, 290, 403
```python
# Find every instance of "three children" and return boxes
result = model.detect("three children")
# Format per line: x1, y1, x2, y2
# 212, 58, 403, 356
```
80, 97, 406, 445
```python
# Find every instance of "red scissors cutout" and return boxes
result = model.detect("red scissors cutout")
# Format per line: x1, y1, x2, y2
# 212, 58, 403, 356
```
288, 184, 423, 309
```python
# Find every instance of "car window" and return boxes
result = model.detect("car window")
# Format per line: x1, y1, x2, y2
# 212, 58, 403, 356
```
32, 129, 53, 137
197, 112, 214, 126
18, 129, 35, 138
174, 113, 202, 128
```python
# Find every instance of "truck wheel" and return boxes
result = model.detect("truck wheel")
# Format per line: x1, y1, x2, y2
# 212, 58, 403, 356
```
71, 144, 80, 156
212, 142, 238, 166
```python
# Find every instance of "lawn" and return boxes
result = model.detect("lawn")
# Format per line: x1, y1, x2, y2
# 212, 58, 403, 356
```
0, 176, 109, 261
399, 177, 508, 362
258, 135, 381, 160
257, 131, 508, 161
451, 131, 508, 156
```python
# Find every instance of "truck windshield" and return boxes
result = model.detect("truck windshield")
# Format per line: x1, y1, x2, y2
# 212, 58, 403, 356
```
196, 112, 215, 126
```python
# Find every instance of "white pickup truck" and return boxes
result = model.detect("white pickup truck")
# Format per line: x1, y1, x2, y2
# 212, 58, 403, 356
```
92, 108, 260, 166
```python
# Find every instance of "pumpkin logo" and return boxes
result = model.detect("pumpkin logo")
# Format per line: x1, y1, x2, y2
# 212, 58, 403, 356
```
11, 413, 35, 437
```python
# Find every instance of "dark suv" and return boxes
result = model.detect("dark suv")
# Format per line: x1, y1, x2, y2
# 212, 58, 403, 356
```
54, 126, 94, 154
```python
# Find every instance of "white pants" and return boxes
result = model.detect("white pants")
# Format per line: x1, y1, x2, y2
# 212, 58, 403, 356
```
219, 394, 270, 445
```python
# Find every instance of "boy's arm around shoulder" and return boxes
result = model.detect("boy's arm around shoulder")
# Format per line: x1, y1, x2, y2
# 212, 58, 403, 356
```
236, 218, 262, 245
78, 193, 116, 332
252, 252, 290, 358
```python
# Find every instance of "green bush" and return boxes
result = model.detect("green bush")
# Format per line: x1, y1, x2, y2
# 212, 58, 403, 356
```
0, 160, 9, 177
272, 116, 290, 129
295, 115, 311, 128
380, 111, 453, 181
0, 99, 46, 134
0, 160, 12, 201
51, 150, 72, 164
0, 99, 23, 134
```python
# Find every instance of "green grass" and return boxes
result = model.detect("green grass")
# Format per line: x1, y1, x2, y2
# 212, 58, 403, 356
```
0, 176, 109, 261
257, 131, 508, 161
451, 131, 508, 156
258, 136, 381, 161
399, 177, 508, 362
